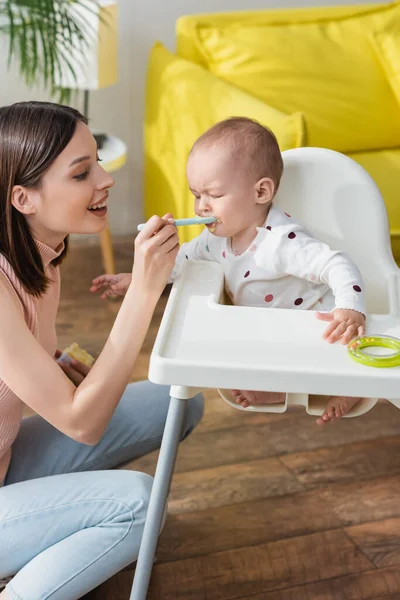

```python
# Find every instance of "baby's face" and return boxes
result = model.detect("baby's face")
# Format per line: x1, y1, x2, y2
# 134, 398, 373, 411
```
186, 144, 265, 238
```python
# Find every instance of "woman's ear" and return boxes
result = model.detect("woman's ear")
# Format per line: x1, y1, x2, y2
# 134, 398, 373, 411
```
11, 186, 37, 215
255, 177, 275, 205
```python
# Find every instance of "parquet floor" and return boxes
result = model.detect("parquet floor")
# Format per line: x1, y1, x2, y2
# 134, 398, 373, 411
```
58, 240, 400, 600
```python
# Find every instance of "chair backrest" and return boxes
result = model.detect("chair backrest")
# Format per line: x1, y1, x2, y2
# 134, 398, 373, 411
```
275, 147, 399, 314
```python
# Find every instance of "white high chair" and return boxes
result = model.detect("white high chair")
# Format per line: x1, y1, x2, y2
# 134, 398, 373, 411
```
130, 147, 400, 599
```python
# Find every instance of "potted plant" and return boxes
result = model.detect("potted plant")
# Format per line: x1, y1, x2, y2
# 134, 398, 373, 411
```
0, 0, 98, 102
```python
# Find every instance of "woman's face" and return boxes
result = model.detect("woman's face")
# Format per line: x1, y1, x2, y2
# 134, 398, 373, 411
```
16, 121, 115, 247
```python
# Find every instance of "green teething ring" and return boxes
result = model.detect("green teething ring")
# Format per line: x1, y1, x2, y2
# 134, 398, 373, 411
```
348, 335, 400, 368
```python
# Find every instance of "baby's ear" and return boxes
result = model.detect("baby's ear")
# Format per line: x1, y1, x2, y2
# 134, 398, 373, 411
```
255, 177, 274, 205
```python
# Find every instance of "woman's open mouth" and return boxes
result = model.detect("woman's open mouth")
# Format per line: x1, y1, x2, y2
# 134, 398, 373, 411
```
88, 197, 108, 217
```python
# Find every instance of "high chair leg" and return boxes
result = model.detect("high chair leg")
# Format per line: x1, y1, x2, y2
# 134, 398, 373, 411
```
129, 393, 188, 600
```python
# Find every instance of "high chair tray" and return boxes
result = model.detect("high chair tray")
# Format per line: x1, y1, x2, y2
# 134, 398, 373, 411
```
149, 261, 400, 400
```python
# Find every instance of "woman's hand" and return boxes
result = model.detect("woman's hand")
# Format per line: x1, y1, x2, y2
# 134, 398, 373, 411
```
132, 213, 179, 298
55, 349, 91, 386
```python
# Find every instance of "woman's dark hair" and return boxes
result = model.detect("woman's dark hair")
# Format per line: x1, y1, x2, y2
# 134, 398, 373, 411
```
0, 101, 87, 296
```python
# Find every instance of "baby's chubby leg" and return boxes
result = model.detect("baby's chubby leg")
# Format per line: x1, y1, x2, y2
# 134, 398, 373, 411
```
232, 390, 286, 409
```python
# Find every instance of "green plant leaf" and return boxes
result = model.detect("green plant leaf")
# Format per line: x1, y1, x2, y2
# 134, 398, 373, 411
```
0, 0, 100, 101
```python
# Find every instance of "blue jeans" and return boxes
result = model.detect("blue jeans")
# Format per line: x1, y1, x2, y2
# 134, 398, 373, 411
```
0, 381, 204, 600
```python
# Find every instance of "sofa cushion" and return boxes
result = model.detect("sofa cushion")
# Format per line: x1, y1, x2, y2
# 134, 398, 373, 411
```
191, 2, 400, 154
145, 43, 306, 242
348, 147, 400, 262
177, 4, 388, 66
370, 28, 400, 106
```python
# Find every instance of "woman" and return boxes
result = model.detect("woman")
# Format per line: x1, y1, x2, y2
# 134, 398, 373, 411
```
0, 101, 204, 600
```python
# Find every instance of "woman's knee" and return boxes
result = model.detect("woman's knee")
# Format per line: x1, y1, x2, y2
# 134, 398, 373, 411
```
93, 471, 153, 532
118, 471, 153, 523
114, 472, 154, 563
181, 393, 204, 440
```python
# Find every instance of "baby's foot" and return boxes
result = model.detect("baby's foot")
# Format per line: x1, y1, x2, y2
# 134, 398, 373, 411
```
316, 396, 361, 426
232, 389, 286, 409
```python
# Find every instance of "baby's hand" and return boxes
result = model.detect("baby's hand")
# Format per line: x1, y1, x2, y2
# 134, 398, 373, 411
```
90, 273, 132, 300
316, 309, 365, 345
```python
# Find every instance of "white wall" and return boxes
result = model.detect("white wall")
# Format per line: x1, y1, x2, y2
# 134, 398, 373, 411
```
0, 0, 384, 239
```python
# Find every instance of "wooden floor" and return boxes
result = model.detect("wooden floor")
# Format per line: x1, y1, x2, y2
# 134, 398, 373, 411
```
59, 240, 400, 600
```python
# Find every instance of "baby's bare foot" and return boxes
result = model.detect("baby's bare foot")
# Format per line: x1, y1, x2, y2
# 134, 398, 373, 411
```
316, 396, 361, 426
231, 389, 286, 409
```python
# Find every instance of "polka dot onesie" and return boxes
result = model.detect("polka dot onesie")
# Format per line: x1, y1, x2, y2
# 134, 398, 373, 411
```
172, 205, 365, 315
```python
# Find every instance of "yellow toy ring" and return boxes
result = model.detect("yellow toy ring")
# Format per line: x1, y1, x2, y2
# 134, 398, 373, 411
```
348, 335, 400, 368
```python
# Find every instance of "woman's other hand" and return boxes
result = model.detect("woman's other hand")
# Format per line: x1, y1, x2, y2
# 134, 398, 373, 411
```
55, 349, 92, 386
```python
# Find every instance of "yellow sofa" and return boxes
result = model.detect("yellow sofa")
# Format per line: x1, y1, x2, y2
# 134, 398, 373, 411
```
144, 1, 400, 258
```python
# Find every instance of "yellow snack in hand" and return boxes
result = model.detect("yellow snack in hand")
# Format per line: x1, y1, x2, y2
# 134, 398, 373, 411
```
62, 343, 95, 367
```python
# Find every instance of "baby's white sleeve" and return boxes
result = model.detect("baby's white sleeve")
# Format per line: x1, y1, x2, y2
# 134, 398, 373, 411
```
271, 226, 366, 315
169, 229, 213, 283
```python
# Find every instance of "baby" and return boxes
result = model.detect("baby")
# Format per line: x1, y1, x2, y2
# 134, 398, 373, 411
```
91, 117, 366, 425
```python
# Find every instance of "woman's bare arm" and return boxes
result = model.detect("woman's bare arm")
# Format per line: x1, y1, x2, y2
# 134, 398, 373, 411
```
0, 216, 178, 444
